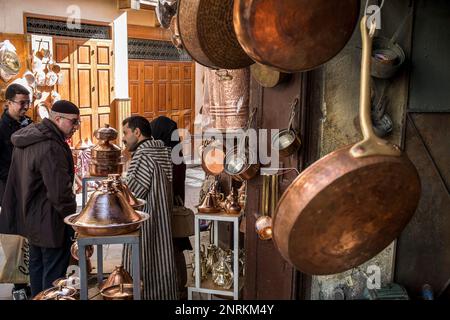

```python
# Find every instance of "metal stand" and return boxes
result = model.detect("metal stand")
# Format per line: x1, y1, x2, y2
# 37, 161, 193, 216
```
188, 212, 242, 300
77, 231, 142, 300
81, 176, 108, 208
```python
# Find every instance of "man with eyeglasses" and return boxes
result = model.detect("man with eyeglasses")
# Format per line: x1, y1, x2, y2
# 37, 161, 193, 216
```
0, 83, 33, 299
0, 100, 80, 298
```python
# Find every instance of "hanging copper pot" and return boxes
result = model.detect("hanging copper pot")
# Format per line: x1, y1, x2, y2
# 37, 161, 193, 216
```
177, 0, 253, 69
90, 124, 123, 176
99, 265, 133, 291
107, 174, 146, 210
224, 139, 260, 182
64, 180, 149, 236
272, 18, 421, 275
233, 0, 360, 73
271, 97, 302, 158
200, 139, 226, 176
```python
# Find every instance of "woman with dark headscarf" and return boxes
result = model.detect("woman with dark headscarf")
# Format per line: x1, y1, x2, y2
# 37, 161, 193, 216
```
150, 116, 192, 300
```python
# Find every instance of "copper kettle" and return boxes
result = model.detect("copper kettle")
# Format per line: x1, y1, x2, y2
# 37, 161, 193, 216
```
107, 174, 146, 210
224, 188, 241, 215
64, 180, 149, 236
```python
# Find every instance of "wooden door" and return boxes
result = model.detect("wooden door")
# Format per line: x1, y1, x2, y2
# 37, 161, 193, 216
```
129, 60, 195, 135
69, 39, 114, 146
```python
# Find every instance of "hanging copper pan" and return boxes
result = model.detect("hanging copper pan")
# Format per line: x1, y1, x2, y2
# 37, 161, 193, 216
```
177, 0, 253, 69
233, 0, 360, 73
272, 17, 421, 276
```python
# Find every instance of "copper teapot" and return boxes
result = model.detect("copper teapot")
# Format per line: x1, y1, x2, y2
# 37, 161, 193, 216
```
64, 180, 149, 236
224, 188, 241, 215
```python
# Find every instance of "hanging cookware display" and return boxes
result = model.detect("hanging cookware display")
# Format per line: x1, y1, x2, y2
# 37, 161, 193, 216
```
271, 97, 302, 158
250, 63, 290, 88
233, 0, 360, 73
200, 139, 226, 176
371, 8, 411, 79
89, 124, 123, 177
272, 17, 421, 276
64, 180, 149, 236
223, 108, 259, 181
177, 0, 253, 69
70, 242, 94, 274
107, 174, 146, 210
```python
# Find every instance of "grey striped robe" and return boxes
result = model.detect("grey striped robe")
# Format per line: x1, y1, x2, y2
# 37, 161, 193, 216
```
122, 139, 177, 300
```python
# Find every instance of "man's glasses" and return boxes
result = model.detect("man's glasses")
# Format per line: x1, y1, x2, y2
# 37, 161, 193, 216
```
9, 100, 31, 108
60, 116, 81, 126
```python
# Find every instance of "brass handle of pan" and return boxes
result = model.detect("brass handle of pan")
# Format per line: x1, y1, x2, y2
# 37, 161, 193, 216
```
350, 16, 401, 159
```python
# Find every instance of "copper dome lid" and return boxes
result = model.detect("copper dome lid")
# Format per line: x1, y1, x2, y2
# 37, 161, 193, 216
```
64, 180, 149, 236
107, 174, 146, 210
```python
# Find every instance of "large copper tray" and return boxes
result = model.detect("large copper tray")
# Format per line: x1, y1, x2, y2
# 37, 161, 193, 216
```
64, 211, 149, 237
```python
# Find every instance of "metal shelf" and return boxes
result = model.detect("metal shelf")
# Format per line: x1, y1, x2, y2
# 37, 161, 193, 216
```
188, 212, 243, 300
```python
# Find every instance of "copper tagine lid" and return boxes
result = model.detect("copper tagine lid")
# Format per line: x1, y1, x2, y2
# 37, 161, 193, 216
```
94, 124, 118, 141
100, 265, 133, 291
107, 174, 146, 210
64, 180, 149, 236
73, 180, 142, 226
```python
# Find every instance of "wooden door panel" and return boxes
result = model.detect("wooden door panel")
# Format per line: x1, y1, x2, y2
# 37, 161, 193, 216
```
183, 83, 192, 109
130, 83, 140, 114
128, 60, 195, 133
57, 68, 71, 100
97, 46, 110, 65
97, 69, 111, 107
98, 112, 111, 128
54, 42, 71, 64
77, 69, 92, 108
144, 64, 154, 80
77, 44, 92, 65
143, 83, 154, 116
157, 83, 168, 113
79, 113, 93, 141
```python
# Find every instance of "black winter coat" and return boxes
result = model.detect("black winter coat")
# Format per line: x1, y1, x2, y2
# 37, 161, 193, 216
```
0, 110, 32, 197
0, 118, 76, 248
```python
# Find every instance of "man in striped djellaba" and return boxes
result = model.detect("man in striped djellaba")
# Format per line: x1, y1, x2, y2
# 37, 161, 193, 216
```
121, 116, 177, 300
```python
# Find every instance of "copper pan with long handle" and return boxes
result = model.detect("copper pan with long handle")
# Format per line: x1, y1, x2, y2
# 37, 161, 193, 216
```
272, 17, 421, 275
233, 0, 360, 73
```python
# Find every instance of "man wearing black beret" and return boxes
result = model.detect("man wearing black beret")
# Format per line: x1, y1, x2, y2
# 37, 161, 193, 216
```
0, 100, 81, 297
